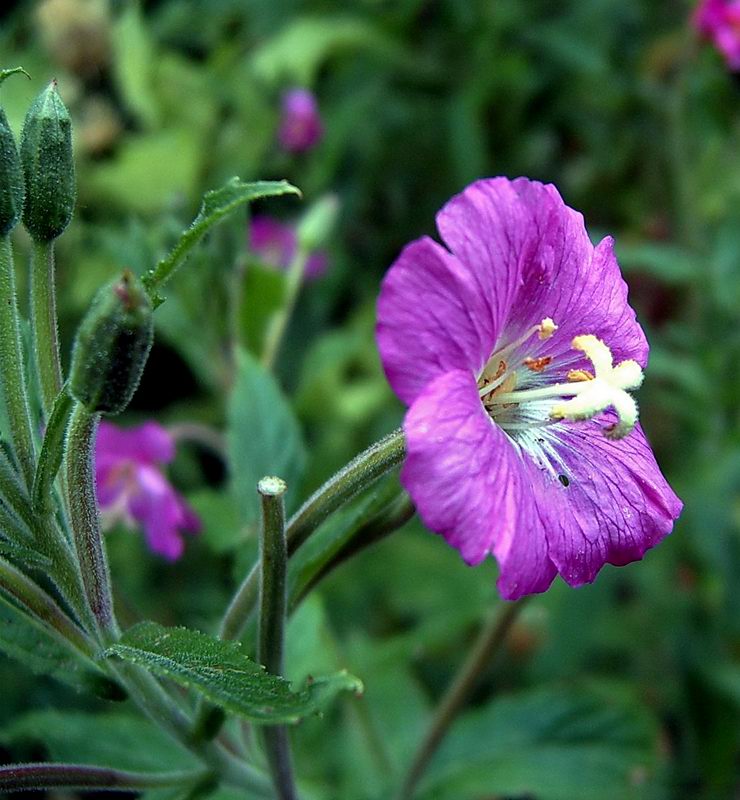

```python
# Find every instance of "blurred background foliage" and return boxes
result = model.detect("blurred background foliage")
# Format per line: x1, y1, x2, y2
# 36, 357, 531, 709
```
0, 0, 738, 798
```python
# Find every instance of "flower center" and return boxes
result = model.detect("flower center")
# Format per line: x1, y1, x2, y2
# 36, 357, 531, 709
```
477, 322, 644, 441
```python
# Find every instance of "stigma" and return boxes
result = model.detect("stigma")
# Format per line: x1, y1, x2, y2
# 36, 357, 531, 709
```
480, 330, 644, 440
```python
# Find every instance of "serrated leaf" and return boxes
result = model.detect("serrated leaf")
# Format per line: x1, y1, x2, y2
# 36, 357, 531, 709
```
143, 178, 301, 306
227, 347, 306, 526
105, 621, 362, 724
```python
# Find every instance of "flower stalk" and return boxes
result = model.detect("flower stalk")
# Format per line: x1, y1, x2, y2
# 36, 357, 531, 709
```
0, 236, 36, 489
64, 401, 117, 641
30, 239, 64, 417
257, 476, 298, 800
396, 598, 529, 800
219, 428, 405, 641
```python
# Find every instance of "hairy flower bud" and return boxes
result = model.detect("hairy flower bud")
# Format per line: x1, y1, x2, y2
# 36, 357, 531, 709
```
0, 68, 28, 236
70, 270, 154, 415
20, 80, 75, 242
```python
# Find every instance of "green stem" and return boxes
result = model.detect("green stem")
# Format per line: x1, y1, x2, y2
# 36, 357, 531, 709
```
30, 239, 64, 418
289, 492, 415, 613
396, 598, 529, 800
0, 553, 94, 657
261, 250, 308, 371
220, 428, 405, 642
257, 477, 298, 800
65, 402, 117, 641
0, 762, 209, 793
0, 236, 36, 488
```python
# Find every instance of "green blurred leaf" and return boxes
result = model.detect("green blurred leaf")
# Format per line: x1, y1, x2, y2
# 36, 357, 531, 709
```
0, 600, 115, 698
105, 621, 362, 724
188, 489, 244, 555
227, 347, 306, 525
0, 709, 192, 771
143, 178, 300, 305
419, 683, 663, 800
84, 128, 202, 213
112, 0, 160, 128
252, 16, 401, 84
617, 241, 697, 284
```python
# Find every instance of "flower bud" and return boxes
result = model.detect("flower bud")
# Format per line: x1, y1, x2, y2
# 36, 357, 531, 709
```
70, 270, 154, 415
0, 68, 29, 236
0, 106, 23, 236
20, 80, 75, 242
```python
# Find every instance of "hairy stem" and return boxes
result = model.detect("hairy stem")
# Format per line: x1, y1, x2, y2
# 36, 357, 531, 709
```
0, 236, 36, 489
0, 762, 209, 793
257, 477, 298, 800
397, 598, 529, 800
30, 239, 63, 418
220, 428, 405, 642
65, 402, 116, 641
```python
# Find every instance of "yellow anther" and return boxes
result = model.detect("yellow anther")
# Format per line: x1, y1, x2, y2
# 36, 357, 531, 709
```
537, 318, 557, 340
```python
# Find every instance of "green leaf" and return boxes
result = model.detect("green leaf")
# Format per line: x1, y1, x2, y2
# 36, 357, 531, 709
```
0, 600, 119, 698
227, 347, 306, 526
252, 16, 401, 84
104, 621, 362, 724
0, 710, 192, 771
143, 178, 301, 306
418, 683, 663, 800
616, 241, 697, 285
32, 385, 72, 512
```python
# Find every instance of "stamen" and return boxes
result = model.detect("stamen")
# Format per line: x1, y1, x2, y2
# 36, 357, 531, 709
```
524, 356, 552, 373
537, 317, 557, 340
484, 334, 645, 440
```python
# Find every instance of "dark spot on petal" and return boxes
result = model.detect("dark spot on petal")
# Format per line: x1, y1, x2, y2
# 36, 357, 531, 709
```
558, 474, 570, 487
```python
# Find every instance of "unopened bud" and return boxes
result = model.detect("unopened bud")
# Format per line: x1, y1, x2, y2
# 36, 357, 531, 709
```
70, 271, 153, 415
296, 193, 339, 253
20, 80, 75, 242
0, 68, 29, 235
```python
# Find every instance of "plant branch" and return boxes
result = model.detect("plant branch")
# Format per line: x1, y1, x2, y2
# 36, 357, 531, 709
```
396, 598, 529, 800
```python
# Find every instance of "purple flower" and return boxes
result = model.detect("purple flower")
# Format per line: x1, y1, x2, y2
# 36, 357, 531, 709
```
95, 421, 200, 561
277, 88, 323, 153
249, 215, 327, 280
376, 177, 682, 600
693, 0, 740, 70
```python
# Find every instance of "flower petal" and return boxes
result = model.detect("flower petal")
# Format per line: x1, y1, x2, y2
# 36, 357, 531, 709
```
377, 237, 495, 405
438, 178, 647, 373
127, 466, 193, 561
402, 368, 556, 598
532, 418, 682, 587
96, 421, 175, 466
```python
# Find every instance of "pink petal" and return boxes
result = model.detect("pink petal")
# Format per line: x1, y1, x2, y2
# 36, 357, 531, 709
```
377, 237, 495, 406
96, 421, 175, 466
532, 417, 682, 587
402, 369, 557, 600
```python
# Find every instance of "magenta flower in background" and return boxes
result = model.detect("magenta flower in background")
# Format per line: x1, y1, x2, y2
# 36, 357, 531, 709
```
693, 0, 740, 70
277, 88, 323, 153
376, 177, 682, 600
95, 421, 200, 561
249, 215, 328, 280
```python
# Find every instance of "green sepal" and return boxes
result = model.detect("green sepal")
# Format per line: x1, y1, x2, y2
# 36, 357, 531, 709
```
69, 271, 154, 415
20, 80, 75, 242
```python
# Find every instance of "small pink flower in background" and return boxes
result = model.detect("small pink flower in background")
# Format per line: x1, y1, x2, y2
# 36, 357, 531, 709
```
277, 88, 323, 153
693, 0, 740, 70
95, 421, 200, 560
249, 215, 328, 280
377, 177, 682, 600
